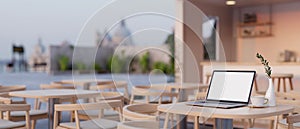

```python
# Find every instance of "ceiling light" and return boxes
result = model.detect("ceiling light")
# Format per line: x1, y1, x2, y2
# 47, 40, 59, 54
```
226, 0, 236, 6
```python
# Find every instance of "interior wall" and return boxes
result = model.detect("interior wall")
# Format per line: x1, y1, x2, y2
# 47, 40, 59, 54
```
187, 0, 235, 62
235, 1, 300, 62
179, 0, 234, 82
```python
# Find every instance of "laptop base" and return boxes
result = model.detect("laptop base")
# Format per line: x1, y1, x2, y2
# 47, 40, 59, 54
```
186, 100, 247, 109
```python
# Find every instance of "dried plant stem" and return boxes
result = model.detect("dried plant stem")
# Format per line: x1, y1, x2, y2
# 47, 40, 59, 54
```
256, 53, 272, 78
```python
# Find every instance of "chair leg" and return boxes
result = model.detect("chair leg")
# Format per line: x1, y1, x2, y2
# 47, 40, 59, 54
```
70, 111, 74, 122
277, 78, 281, 92
241, 119, 247, 129
283, 78, 287, 92
163, 113, 170, 129
213, 118, 216, 129
269, 120, 274, 129
34, 99, 40, 110
176, 115, 180, 129
289, 78, 293, 91
170, 113, 174, 128
248, 119, 255, 128
194, 116, 199, 129
31, 120, 36, 129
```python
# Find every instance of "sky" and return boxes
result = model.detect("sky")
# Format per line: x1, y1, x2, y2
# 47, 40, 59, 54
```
0, 0, 175, 60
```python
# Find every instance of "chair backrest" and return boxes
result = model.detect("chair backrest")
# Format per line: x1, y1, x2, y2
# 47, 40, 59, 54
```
276, 92, 300, 113
286, 114, 300, 129
123, 104, 158, 121
194, 85, 209, 100
0, 93, 12, 104
51, 81, 73, 85
130, 86, 178, 104
90, 81, 128, 96
0, 104, 31, 129
40, 84, 75, 90
90, 92, 124, 103
54, 100, 123, 128
0, 85, 26, 93
90, 81, 129, 103
98, 92, 124, 100
0, 92, 26, 104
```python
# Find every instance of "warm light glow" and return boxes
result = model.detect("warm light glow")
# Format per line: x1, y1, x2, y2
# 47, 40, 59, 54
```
226, 0, 236, 5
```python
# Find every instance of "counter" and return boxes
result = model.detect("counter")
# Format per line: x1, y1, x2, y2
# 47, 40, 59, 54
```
200, 62, 300, 89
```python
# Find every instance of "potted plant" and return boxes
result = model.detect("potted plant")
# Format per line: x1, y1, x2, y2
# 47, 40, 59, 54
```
256, 53, 276, 106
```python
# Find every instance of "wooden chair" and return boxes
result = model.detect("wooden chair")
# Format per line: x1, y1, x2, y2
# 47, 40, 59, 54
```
130, 87, 179, 129
247, 91, 300, 129
51, 81, 77, 85
278, 114, 300, 129
0, 104, 31, 129
0, 85, 26, 96
0, 85, 26, 92
0, 92, 48, 129
130, 86, 178, 104
194, 86, 209, 100
276, 91, 300, 129
194, 86, 216, 128
123, 104, 158, 121
90, 81, 129, 103
271, 73, 294, 92
120, 104, 160, 129
53, 100, 123, 129
77, 92, 124, 121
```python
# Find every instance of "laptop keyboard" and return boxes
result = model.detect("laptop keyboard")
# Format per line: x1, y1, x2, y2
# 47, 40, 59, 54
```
189, 100, 246, 109
197, 100, 236, 105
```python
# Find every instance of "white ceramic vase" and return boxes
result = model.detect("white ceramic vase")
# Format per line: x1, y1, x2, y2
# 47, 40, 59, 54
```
265, 78, 276, 106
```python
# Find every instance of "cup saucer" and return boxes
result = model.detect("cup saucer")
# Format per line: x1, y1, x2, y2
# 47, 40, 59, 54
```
248, 104, 268, 108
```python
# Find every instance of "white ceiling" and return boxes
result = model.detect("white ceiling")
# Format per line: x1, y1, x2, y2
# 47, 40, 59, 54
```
192, 0, 299, 7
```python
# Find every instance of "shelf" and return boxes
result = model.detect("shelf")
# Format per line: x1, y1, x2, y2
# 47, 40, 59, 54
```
241, 34, 272, 38
239, 22, 272, 27
238, 5, 273, 38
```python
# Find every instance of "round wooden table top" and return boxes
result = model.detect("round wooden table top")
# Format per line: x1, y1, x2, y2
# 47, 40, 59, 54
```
158, 102, 294, 119
9, 89, 100, 99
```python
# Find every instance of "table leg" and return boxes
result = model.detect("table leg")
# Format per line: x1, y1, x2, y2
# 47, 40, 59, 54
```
82, 83, 91, 103
177, 89, 188, 129
49, 98, 59, 129
273, 115, 279, 129
215, 118, 233, 129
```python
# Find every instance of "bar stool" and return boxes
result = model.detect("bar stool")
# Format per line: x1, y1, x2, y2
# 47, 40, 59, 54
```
271, 73, 294, 92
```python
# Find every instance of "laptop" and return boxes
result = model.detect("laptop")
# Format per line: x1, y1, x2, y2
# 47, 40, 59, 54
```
187, 70, 256, 109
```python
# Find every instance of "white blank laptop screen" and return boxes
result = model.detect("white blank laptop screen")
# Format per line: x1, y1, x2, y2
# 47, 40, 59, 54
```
207, 71, 255, 102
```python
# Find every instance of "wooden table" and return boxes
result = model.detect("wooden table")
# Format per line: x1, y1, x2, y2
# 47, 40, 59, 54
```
150, 83, 208, 90
90, 81, 129, 100
148, 83, 208, 101
158, 102, 294, 129
61, 79, 114, 103
61, 79, 112, 90
147, 83, 209, 128
9, 89, 100, 129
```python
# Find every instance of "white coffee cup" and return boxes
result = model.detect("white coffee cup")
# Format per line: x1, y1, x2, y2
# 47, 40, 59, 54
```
251, 96, 268, 106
